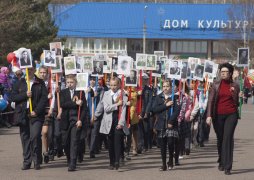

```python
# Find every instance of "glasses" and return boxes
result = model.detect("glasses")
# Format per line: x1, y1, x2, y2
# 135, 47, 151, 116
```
220, 71, 229, 73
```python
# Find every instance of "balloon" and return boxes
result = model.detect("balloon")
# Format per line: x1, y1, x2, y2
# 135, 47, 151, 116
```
40, 52, 44, 62
0, 99, 8, 112
7, 52, 16, 63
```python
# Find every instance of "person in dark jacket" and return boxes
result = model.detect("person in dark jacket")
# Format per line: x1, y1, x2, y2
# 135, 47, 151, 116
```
137, 73, 153, 153
152, 80, 181, 171
60, 75, 89, 171
206, 63, 241, 175
10, 67, 48, 170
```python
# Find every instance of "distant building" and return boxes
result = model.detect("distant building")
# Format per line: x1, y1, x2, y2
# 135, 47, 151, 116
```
50, 2, 253, 63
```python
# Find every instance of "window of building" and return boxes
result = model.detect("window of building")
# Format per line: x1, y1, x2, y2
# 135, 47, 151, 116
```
64, 38, 127, 54
170, 40, 207, 54
212, 41, 233, 57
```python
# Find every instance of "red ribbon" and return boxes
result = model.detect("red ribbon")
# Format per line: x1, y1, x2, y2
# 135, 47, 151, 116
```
118, 75, 125, 121
137, 70, 142, 114
77, 91, 82, 121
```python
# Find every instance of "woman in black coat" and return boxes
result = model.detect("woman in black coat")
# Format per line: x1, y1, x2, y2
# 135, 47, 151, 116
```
152, 80, 180, 171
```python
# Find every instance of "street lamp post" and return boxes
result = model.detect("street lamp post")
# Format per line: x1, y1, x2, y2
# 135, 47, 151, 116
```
143, 5, 148, 54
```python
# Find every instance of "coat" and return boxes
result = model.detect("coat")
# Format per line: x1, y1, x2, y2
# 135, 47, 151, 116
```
60, 88, 89, 130
152, 93, 181, 130
207, 79, 240, 119
97, 90, 129, 135
10, 76, 48, 124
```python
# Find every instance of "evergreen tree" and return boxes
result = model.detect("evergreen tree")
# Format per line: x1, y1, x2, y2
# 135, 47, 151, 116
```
0, 0, 58, 64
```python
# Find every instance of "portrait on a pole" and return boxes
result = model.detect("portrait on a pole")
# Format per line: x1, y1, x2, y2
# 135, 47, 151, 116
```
19, 49, 32, 68
117, 56, 132, 76
51, 56, 62, 73
146, 55, 157, 70
136, 53, 147, 70
64, 56, 76, 75
50, 42, 62, 56
125, 70, 137, 87
76, 73, 89, 91
237, 48, 249, 67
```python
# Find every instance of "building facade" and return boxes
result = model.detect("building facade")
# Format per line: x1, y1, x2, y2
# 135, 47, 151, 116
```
51, 2, 253, 63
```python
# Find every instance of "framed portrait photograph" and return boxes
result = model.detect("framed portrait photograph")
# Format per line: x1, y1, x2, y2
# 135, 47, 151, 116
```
154, 51, 164, 58
194, 64, 204, 81
125, 70, 137, 87
117, 50, 128, 57
237, 48, 249, 67
181, 61, 190, 79
168, 60, 181, 80
76, 73, 89, 91
213, 63, 219, 78
50, 42, 62, 56
44, 50, 56, 67
204, 60, 214, 74
188, 57, 201, 73
82, 56, 93, 72
64, 56, 76, 75
19, 49, 33, 69
51, 56, 62, 73
92, 60, 104, 75
152, 61, 162, 77
136, 53, 147, 70
95, 53, 108, 61
112, 57, 118, 72
146, 55, 157, 70
76, 56, 83, 72
117, 56, 132, 76
103, 58, 112, 73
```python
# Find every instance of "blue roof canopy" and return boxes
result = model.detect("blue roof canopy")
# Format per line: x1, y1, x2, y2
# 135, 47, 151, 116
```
52, 2, 253, 40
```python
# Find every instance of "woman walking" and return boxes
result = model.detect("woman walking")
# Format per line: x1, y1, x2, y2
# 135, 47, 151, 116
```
206, 63, 241, 175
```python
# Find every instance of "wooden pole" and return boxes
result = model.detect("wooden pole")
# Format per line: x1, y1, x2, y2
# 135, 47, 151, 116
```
26, 68, 33, 113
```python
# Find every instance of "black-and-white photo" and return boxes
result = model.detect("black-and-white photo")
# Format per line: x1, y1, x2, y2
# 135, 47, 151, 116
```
188, 57, 200, 73
92, 60, 104, 75
213, 63, 219, 78
117, 50, 128, 57
117, 56, 132, 76
170, 60, 181, 75
181, 61, 189, 79
152, 61, 162, 77
168, 60, 181, 79
51, 56, 63, 73
112, 57, 118, 72
125, 70, 137, 87
50, 42, 62, 56
76, 56, 82, 72
237, 48, 249, 67
19, 49, 32, 68
95, 53, 107, 61
103, 58, 112, 73
44, 50, 56, 67
76, 73, 89, 91
83, 56, 93, 72
146, 55, 157, 70
64, 56, 76, 75
154, 51, 164, 58
204, 60, 214, 74
136, 53, 147, 70
194, 64, 204, 81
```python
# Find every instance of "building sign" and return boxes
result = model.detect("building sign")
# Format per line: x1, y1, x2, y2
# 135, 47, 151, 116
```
163, 19, 250, 30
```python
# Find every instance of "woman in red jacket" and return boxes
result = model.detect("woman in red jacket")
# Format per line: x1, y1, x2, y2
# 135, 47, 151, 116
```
206, 63, 241, 175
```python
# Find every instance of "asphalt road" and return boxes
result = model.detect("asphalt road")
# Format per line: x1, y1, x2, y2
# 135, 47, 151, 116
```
0, 103, 254, 180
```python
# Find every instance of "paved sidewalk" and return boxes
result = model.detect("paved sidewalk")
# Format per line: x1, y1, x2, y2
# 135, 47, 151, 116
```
0, 104, 254, 180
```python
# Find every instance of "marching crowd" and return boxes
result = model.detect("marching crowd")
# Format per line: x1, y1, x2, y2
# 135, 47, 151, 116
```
0, 62, 245, 175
